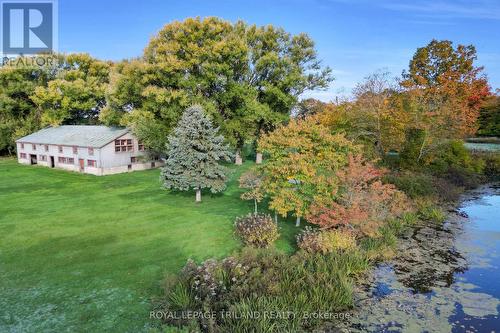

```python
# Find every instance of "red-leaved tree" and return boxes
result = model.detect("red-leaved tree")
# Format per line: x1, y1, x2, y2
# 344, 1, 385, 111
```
307, 154, 410, 237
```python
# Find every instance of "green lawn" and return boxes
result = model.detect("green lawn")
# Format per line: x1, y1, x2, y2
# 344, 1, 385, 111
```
0, 158, 297, 332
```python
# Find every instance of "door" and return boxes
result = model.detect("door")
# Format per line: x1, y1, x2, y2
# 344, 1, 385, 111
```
30, 154, 37, 165
50, 156, 55, 168
79, 159, 84, 172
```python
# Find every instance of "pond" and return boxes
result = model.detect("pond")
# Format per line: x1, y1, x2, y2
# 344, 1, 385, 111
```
346, 184, 500, 332
464, 142, 500, 152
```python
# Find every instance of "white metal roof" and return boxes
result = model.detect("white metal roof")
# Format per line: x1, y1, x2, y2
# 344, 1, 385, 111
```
16, 125, 130, 148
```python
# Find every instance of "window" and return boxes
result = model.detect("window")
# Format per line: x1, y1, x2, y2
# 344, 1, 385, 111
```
20, 153, 26, 159
128, 164, 132, 170
87, 159, 97, 167
20, 143, 24, 149
58, 157, 75, 164
131, 156, 137, 163
58, 146, 63, 153
115, 139, 133, 152
44, 145, 49, 152
39, 155, 47, 162
73, 146, 78, 154
32, 144, 36, 150
138, 140, 145, 151
88, 147, 94, 156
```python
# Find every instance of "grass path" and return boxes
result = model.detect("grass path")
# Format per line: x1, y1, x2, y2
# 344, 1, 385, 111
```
0, 158, 297, 332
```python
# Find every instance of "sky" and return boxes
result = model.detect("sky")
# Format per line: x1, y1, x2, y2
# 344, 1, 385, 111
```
59, 0, 500, 101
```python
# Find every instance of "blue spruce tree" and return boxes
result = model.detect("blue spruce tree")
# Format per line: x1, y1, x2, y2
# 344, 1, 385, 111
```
160, 105, 233, 202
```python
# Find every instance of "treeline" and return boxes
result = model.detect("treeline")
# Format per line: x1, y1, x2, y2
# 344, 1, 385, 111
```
0, 17, 331, 157
1, 17, 498, 160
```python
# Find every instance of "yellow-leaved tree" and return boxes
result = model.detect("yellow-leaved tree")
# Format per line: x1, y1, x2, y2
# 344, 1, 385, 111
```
258, 117, 359, 226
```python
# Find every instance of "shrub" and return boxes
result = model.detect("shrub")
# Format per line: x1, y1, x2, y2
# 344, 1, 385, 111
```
234, 213, 279, 248
384, 172, 435, 199
296, 227, 356, 254
385, 171, 468, 202
432, 177, 464, 202
426, 140, 484, 175
442, 166, 481, 189
158, 248, 369, 332
480, 153, 500, 181
307, 155, 411, 237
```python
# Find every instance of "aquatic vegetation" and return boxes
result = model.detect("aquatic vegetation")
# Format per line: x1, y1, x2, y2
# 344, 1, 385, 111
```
344, 186, 500, 332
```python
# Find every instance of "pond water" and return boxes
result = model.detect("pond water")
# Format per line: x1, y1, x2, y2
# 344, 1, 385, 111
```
347, 184, 500, 332
464, 142, 500, 152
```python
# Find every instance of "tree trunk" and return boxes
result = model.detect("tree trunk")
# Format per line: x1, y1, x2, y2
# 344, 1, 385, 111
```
417, 132, 427, 163
254, 199, 258, 214
235, 149, 243, 165
295, 216, 301, 227
255, 152, 263, 164
274, 212, 278, 224
195, 188, 201, 202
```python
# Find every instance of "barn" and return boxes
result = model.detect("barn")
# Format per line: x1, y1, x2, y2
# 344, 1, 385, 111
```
15, 125, 163, 175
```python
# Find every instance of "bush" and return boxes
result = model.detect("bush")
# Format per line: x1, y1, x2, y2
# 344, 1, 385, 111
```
432, 177, 463, 202
234, 213, 279, 248
442, 166, 481, 189
384, 172, 435, 199
426, 140, 484, 175
385, 170, 469, 202
481, 153, 500, 181
307, 154, 411, 237
296, 227, 356, 254
158, 248, 369, 332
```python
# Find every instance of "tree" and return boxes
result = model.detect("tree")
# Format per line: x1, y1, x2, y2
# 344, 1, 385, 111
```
400, 40, 491, 162
31, 53, 110, 126
315, 95, 407, 159
160, 105, 233, 202
239, 169, 264, 214
307, 154, 410, 237
477, 92, 500, 136
107, 17, 332, 162
294, 98, 327, 120
352, 70, 399, 156
258, 117, 358, 226
0, 55, 60, 155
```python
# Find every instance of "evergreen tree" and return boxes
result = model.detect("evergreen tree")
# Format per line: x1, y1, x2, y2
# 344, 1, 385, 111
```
160, 105, 233, 202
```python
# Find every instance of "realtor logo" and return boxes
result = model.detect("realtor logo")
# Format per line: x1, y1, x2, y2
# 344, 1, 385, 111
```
1, 0, 57, 55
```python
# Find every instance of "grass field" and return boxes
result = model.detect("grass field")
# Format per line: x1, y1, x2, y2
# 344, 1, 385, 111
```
0, 158, 298, 332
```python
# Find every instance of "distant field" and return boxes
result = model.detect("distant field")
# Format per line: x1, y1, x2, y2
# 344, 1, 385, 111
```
0, 158, 298, 332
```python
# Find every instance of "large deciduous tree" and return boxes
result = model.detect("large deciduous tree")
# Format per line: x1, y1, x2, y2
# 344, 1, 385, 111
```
31, 53, 110, 126
107, 17, 332, 162
160, 105, 233, 202
0, 55, 60, 154
400, 40, 491, 162
258, 117, 358, 226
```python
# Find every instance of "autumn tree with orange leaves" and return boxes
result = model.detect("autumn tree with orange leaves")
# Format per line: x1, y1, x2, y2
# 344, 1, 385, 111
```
307, 154, 410, 237
400, 40, 491, 162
